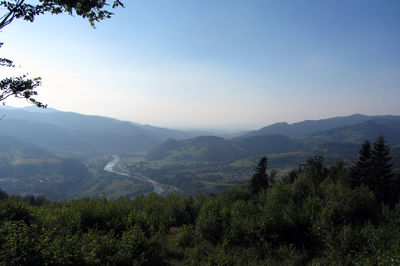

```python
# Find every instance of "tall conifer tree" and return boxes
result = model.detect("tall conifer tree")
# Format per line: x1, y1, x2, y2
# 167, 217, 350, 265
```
371, 135, 393, 204
350, 140, 373, 188
250, 157, 269, 193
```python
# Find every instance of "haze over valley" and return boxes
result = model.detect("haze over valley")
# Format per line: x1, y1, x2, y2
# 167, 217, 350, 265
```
1, 106, 399, 200
1, 1, 400, 264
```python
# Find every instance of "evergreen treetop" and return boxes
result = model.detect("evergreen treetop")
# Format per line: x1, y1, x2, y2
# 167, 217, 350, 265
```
350, 135, 396, 205
350, 140, 373, 188
250, 156, 269, 193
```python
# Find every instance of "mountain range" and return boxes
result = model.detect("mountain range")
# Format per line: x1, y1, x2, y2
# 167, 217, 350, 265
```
2, 107, 399, 157
0, 107, 399, 199
244, 113, 400, 138
136, 114, 400, 195
0, 106, 210, 155
148, 115, 400, 163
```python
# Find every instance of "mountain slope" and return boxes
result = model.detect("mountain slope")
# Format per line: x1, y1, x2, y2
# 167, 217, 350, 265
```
0, 134, 92, 200
148, 134, 305, 162
0, 134, 55, 160
149, 136, 241, 162
244, 114, 400, 137
233, 134, 305, 155
0, 107, 209, 155
309, 119, 400, 145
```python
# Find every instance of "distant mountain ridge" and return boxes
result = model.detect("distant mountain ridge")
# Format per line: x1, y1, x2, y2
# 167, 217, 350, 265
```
2, 109, 399, 157
243, 114, 400, 137
1, 108, 400, 199
309, 118, 400, 145
147, 114, 400, 168
0, 107, 211, 155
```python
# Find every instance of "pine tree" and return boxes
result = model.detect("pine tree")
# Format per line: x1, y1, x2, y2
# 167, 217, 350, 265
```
371, 135, 393, 204
250, 157, 269, 193
350, 140, 373, 188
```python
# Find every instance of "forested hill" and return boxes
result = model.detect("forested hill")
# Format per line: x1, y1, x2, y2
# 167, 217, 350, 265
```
0, 107, 211, 155
147, 135, 305, 162
1, 139, 400, 265
310, 118, 400, 145
244, 114, 400, 137
1, 109, 400, 200
148, 118, 400, 165
140, 120, 400, 196
0, 134, 55, 160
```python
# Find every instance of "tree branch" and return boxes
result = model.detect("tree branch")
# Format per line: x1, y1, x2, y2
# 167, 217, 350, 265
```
0, 0, 25, 30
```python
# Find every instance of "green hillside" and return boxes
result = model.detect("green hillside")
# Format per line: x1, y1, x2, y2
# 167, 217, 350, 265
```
309, 119, 400, 145
1, 112, 400, 199
123, 120, 400, 195
148, 135, 305, 162
245, 114, 400, 137
1, 147, 400, 265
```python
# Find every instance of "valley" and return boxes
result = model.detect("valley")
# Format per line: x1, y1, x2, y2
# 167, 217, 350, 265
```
1, 3, 398, 264
0, 107, 399, 200
103, 154, 177, 195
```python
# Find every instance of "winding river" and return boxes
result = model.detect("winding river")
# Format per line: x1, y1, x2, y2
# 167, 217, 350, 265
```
104, 155, 165, 194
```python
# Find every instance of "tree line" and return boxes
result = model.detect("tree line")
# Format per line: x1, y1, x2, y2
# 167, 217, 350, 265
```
250, 135, 399, 206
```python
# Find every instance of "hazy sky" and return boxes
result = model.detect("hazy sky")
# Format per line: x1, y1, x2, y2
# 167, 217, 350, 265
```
1, 0, 399, 130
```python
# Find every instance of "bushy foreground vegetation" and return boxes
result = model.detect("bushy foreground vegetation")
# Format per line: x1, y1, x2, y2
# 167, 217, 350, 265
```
1, 137, 400, 265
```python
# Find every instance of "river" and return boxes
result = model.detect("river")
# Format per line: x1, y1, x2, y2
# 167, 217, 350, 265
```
104, 155, 165, 194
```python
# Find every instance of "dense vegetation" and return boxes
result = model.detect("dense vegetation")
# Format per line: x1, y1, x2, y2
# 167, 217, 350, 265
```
1, 136, 399, 265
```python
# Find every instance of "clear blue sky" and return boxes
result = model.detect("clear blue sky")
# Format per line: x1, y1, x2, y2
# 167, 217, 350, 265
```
1, 0, 399, 130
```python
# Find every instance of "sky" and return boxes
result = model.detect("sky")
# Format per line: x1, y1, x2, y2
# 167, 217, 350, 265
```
1, 0, 400, 130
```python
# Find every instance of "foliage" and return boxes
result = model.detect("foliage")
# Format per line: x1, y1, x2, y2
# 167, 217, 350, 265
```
249, 156, 269, 193
371, 135, 395, 204
351, 135, 398, 206
350, 140, 372, 188
0, 139, 400, 264
0, 0, 124, 107
0, 68, 44, 107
